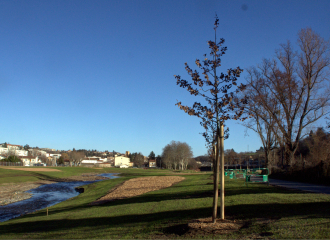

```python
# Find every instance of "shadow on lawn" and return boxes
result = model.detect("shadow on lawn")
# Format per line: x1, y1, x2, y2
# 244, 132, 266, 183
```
0, 202, 330, 236
6, 178, 313, 222
29, 172, 64, 182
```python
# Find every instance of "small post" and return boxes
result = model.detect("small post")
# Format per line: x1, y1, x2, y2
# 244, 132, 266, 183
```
47, 208, 48, 216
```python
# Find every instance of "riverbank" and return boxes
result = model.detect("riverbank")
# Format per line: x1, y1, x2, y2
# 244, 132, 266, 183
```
0, 173, 110, 206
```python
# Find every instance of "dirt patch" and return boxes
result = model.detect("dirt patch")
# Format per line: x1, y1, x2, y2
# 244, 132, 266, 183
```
1, 167, 62, 172
162, 218, 244, 238
0, 181, 54, 205
188, 217, 243, 234
91, 176, 185, 205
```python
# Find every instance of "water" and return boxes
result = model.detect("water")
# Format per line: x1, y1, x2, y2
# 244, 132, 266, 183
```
0, 173, 118, 222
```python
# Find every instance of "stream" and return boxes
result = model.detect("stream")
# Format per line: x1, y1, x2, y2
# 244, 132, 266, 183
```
0, 173, 118, 223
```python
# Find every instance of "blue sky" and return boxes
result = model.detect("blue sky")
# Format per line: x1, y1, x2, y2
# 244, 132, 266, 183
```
1, 0, 329, 157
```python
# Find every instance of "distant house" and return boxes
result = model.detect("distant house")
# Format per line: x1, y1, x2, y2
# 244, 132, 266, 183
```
0, 148, 8, 155
19, 156, 39, 166
81, 157, 104, 167
114, 156, 130, 167
14, 150, 28, 157
149, 159, 156, 168
0, 144, 27, 156
96, 162, 112, 168
64, 159, 71, 166
7, 144, 22, 151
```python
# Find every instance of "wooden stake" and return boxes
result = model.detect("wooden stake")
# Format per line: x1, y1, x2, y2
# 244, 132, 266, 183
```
47, 208, 48, 216
220, 123, 225, 220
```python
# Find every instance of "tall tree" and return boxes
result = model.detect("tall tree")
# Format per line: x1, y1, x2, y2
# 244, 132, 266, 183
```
132, 152, 144, 167
245, 28, 330, 166
175, 16, 247, 221
156, 155, 162, 168
242, 88, 279, 169
148, 151, 156, 160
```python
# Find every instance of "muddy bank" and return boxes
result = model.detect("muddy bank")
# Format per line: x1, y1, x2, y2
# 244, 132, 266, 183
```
0, 173, 118, 222
0, 173, 111, 206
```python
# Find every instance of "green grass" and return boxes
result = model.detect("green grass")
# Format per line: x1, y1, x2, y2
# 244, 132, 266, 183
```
0, 167, 330, 239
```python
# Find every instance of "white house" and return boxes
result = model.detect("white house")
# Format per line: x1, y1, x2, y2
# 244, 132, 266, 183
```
19, 156, 39, 166
49, 153, 61, 161
0, 147, 27, 156
114, 156, 130, 167
14, 150, 28, 157
81, 159, 99, 164
7, 144, 22, 150
0, 147, 8, 155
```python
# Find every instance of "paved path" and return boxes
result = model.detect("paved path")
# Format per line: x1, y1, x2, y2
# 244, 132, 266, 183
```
269, 178, 330, 195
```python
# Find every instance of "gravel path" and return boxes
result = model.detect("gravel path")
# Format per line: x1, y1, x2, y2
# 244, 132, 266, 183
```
91, 176, 185, 205
269, 178, 330, 194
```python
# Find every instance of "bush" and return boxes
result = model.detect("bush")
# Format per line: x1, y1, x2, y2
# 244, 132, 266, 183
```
1, 156, 21, 162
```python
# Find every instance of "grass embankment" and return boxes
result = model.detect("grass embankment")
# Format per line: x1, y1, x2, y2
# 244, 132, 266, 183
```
0, 167, 330, 239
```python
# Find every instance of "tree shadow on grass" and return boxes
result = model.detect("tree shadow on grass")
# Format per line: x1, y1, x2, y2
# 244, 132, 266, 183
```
29, 172, 64, 182
0, 202, 330, 237
7, 177, 315, 223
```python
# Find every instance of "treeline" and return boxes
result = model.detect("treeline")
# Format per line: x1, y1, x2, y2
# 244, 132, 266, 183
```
270, 128, 330, 185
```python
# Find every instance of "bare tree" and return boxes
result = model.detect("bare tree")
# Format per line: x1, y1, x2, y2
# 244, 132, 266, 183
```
224, 149, 238, 168
68, 151, 85, 166
246, 28, 330, 166
175, 16, 247, 221
242, 89, 279, 169
161, 141, 193, 170
177, 142, 193, 170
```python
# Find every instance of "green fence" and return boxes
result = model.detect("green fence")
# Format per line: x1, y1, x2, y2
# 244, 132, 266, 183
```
225, 168, 269, 187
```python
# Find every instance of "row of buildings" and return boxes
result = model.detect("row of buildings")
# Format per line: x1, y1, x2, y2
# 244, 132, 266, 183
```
0, 143, 61, 166
0, 143, 156, 168
80, 154, 156, 168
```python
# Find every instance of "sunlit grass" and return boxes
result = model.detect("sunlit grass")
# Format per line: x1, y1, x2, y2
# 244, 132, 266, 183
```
0, 168, 330, 239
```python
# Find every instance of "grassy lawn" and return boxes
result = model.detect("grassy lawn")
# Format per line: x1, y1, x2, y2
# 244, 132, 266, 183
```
0, 167, 330, 239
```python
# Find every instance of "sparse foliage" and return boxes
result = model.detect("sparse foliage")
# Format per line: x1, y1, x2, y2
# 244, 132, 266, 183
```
174, 15, 247, 221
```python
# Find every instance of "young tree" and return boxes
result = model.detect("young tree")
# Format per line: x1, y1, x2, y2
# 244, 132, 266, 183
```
245, 28, 330, 166
57, 156, 65, 165
175, 16, 247, 221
